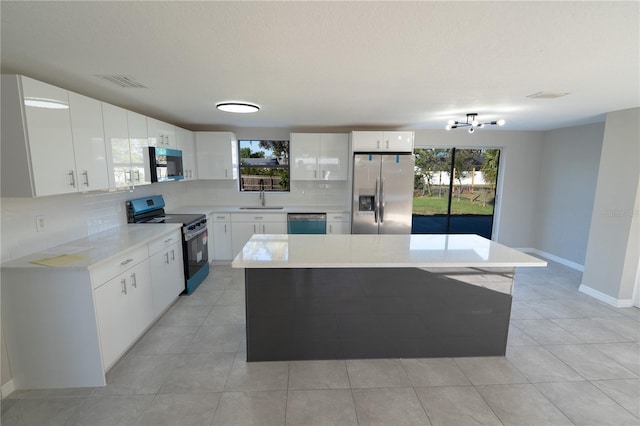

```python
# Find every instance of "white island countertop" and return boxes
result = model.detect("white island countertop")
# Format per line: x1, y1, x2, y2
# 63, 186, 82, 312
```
232, 234, 547, 269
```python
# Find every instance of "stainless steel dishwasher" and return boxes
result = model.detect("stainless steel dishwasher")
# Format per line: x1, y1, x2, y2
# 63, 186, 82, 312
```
287, 213, 327, 234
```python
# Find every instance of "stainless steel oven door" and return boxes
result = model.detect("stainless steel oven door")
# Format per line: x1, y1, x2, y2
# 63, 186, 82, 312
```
184, 226, 208, 280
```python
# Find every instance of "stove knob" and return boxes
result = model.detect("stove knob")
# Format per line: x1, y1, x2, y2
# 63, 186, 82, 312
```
189, 225, 195, 230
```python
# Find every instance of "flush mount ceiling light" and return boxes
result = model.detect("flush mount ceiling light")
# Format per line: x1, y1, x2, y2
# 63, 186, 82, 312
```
216, 101, 260, 114
445, 113, 505, 133
24, 97, 69, 109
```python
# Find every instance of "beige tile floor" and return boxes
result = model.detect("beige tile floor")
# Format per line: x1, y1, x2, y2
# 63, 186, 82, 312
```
2, 260, 639, 425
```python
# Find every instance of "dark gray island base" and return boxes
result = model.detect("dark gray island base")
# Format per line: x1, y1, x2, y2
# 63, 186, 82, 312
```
244, 267, 514, 362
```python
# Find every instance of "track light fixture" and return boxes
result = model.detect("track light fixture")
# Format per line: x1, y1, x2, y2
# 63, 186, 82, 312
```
445, 113, 505, 133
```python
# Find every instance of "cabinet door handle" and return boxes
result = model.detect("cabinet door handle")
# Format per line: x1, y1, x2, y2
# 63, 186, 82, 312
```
130, 272, 137, 288
134, 169, 140, 183
386, 140, 389, 149
314, 170, 317, 179
170, 249, 175, 261
120, 258, 134, 266
68, 170, 76, 187
329, 224, 333, 233
164, 253, 169, 264
82, 170, 89, 187
253, 224, 256, 233
224, 224, 227, 233
225, 169, 228, 178
262, 224, 266, 233
125, 170, 132, 184
121, 278, 127, 295
376, 140, 380, 149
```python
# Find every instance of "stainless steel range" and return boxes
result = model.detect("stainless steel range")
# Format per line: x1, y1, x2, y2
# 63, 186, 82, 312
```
126, 195, 208, 294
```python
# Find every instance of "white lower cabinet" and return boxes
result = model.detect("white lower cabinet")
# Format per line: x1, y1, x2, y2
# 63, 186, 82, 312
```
231, 213, 287, 257
212, 213, 233, 261
94, 258, 155, 368
327, 212, 351, 234
94, 258, 153, 369
148, 230, 184, 316
0, 226, 183, 389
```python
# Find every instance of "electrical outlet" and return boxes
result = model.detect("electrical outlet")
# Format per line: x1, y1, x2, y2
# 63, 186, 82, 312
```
35, 215, 46, 232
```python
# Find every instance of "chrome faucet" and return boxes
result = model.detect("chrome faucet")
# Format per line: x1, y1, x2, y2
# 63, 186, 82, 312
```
259, 179, 265, 206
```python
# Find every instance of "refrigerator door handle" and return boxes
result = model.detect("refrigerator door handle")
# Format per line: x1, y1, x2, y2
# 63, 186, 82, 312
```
380, 177, 385, 223
374, 177, 379, 224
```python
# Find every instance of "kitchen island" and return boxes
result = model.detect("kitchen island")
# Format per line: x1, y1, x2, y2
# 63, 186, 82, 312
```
232, 234, 546, 361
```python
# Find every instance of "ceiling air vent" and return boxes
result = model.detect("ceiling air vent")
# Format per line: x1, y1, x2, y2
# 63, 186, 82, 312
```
526, 91, 570, 99
96, 75, 147, 88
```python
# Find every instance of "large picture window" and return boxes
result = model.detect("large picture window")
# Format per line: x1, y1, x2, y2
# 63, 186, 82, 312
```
238, 140, 290, 192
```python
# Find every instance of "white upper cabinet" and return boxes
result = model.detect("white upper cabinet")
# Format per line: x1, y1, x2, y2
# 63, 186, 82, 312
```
1, 75, 76, 197
195, 132, 238, 180
290, 133, 319, 180
103, 104, 150, 189
103, 103, 132, 188
147, 117, 176, 148
290, 133, 349, 181
319, 133, 350, 180
68, 92, 109, 191
0, 75, 117, 197
127, 111, 151, 186
176, 127, 197, 180
351, 131, 414, 152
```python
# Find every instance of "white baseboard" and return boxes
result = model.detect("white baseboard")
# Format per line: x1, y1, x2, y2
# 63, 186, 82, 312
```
578, 284, 635, 308
516, 248, 584, 272
1, 379, 15, 399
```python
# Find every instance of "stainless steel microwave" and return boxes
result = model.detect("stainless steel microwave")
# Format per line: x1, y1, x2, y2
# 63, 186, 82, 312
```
148, 147, 184, 182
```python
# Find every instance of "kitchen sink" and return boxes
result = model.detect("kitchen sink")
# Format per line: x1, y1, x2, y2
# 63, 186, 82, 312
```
239, 206, 284, 210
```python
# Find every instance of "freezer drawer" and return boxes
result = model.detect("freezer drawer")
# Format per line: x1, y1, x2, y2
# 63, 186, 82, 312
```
287, 213, 327, 234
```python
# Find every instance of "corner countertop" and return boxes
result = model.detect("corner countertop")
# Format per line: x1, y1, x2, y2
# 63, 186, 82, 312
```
169, 205, 350, 215
1, 224, 182, 270
232, 234, 547, 269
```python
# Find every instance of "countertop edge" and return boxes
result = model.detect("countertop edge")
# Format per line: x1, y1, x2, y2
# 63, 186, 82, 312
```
1, 224, 183, 271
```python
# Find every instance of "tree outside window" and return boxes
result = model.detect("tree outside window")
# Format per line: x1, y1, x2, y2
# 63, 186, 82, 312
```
238, 140, 290, 191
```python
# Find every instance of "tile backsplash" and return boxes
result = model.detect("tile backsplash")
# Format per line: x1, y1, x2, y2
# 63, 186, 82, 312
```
0, 179, 350, 262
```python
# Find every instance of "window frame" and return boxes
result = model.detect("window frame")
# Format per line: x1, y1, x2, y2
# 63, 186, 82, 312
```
237, 139, 290, 192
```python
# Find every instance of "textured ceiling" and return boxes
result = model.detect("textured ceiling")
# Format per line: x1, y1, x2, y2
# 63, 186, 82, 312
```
1, 1, 638, 131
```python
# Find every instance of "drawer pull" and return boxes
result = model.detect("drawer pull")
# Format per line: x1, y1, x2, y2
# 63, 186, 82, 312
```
120, 258, 134, 266
164, 238, 173, 243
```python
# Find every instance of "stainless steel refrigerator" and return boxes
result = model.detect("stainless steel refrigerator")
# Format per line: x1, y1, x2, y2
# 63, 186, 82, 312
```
352, 153, 415, 234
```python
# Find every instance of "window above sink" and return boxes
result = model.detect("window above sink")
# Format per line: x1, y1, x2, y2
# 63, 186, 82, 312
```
238, 140, 290, 192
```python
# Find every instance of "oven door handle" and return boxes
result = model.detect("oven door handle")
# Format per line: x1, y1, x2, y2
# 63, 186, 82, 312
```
184, 226, 207, 242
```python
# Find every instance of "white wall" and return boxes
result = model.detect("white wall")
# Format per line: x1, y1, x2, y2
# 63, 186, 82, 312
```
533, 123, 604, 267
414, 130, 544, 249
581, 108, 640, 306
